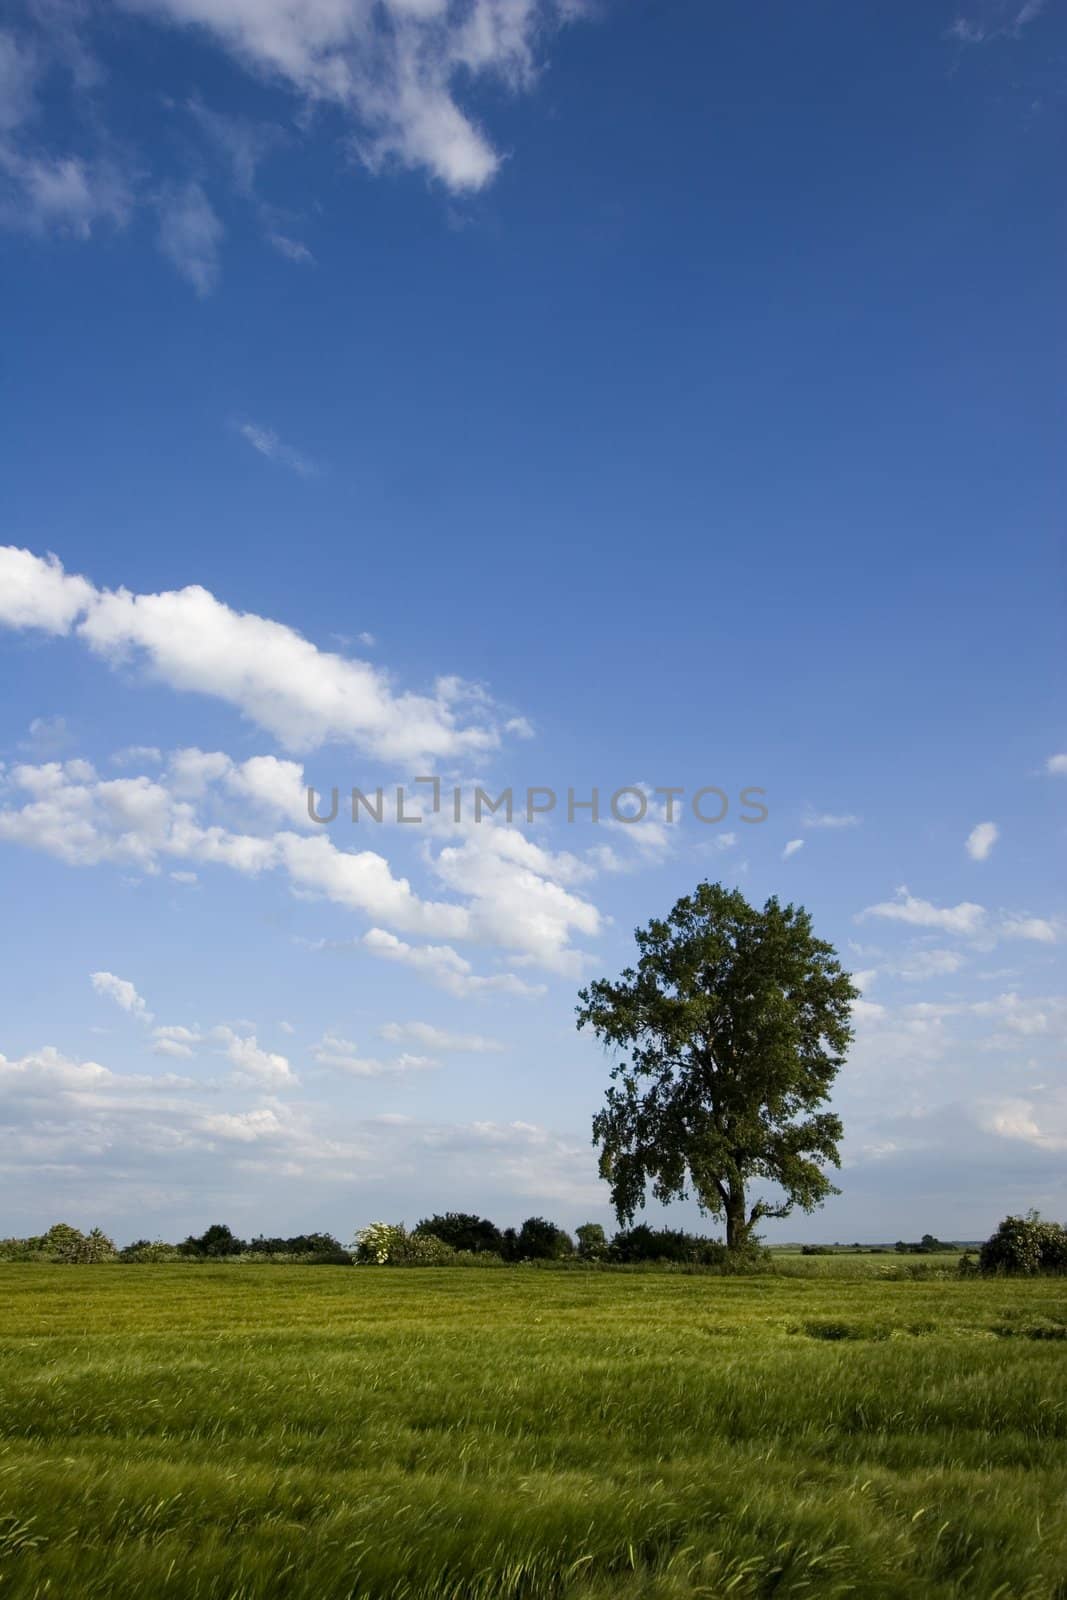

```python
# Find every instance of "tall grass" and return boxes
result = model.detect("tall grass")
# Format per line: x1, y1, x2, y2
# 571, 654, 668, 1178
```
0, 1264, 1064, 1597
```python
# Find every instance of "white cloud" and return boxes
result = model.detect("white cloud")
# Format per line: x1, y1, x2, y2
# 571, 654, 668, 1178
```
362, 927, 545, 996
215, 1025, 294, 1087
111, 745, 163, 767
803, 811, 859, 829
268, 231, 314, 263
198, 1107, 288, 1143
0, 751, 599, 972
156, 180, 223, 295
429, 824, 599, 973
0, 547, 95, 632
999, 914, 1059, 944
152, 1024, 202, 1058
311, 1032, 437, 1076
977, 1089, 1067, 1152
0, 145, 132, 237
966, 820, 999, 861
185, 97, 284, 195
858, 887, 986, 937
1046, 753, 1067, 776
90, 970, 153, 1021
379, 1020, 503, 1052
891, 948, 965, 982
782, 838, 804, 859
0, 547, 507, 764
235, 420, 317, 477
0, 31, 38, 132
947, 0, 1046, 44
119, 0, 583, 193
21, 715, 70, 757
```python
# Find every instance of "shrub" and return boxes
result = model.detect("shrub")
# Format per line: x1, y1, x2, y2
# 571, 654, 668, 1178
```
801, 1245, 834, 1255
978, 1212, 1067, 1275
413, 1213, 504, 1254
575, 1223, 608, 1261
895, 1233, 954, 1254
510, 1217, 573, 1260
179, 1223, 246, 1258
248, 1232, 345, 1256
118, 1239, 181, 1263
0, 1225, 119, 1264
610, 1225, 740, 1266
353, 1223, 457, 1265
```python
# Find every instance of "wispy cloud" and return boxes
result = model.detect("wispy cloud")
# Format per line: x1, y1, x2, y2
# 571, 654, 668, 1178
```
156, 180, 223, 295
782, 838, 804, 859
803, 811, 860, 829
267, 231, 314, 264
946, 0, 1046, 43
235, 420, 318, 477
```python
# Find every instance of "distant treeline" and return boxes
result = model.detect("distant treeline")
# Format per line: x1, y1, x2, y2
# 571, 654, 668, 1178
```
2, 1212, 1063, 1274
0, 1217, 753, 1268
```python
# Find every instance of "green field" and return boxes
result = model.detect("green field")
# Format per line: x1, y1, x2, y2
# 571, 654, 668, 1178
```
1, 1264, 1064, 1599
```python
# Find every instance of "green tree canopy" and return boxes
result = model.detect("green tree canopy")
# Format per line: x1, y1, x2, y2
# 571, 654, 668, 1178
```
578, 881, 857, 1250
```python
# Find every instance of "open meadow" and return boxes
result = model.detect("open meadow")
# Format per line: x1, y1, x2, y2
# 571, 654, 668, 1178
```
0, 1262, 1065, 1599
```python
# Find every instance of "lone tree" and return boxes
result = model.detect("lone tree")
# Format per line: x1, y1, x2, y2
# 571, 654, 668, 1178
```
578, 882, 857, 1251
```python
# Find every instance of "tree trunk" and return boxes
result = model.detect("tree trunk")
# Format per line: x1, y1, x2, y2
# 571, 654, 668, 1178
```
725, 1185, 747, 1251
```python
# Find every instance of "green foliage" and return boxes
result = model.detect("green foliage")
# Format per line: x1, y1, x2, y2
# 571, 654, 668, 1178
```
118, 1240, 181, 1264
178, 1223, 246, 1258
579, 881, 856, 1249
511, 1216, 573, 1260
413, 1213, 504, 1254
611, 1224, 722, 1265
353, 1222, 459, 1265
894, 1233, 955, 1255
247, 1232, 345, 1258
575, 1222, 608, 1260
977, 1212, 1067, 1276
0, 1224, 116, 1264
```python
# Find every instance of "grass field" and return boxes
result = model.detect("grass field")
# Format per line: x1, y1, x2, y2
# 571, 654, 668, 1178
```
0, 1264, 1065, 1599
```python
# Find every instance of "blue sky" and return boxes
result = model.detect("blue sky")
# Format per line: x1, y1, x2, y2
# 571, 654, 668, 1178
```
1, 0, 1064, 1246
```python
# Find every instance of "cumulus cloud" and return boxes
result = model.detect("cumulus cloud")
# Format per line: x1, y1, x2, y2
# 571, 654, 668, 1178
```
966, 820, 999, 861
90, 970, 153, 1021
152, 1024, 202, 1059
0, 547, 507, 764
1046, 753, 1067, 776
858, 887, 987, 937
0, 547, 95, 632
782, 838, 804, 859
0, 748, 600, 972
214, 1025, 295, 1087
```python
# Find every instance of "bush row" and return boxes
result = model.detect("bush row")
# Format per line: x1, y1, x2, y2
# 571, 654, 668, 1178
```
3, 1212, 1063, 1273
